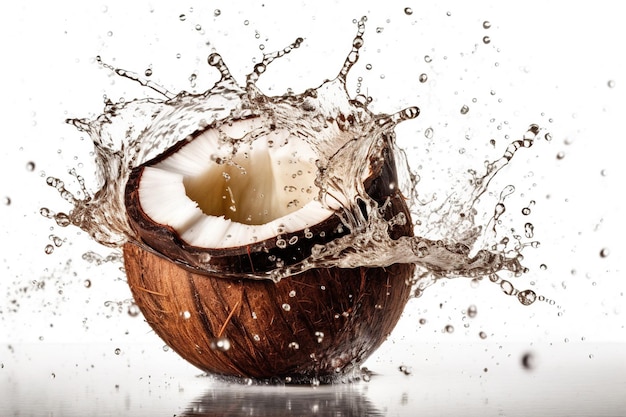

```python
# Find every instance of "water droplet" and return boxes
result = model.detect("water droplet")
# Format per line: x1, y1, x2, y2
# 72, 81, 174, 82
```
524, 222, 534, 238
127, 303, 140, 317
84, 279, 91, 288
540, 264, 547, 270
179, 14, 186, 21
424, 55, 432, 63
288, 342, 300, 350
521, 352, 536, 370
50, 373, 56, 379
26, 161, 35, 172
162, 345, 170, 352
314, 331, 324, 343
365, 63, 372, 70
144, 68, 152, 77
243, 19, 249, 26
3, 196, 10, 206
467, 304, 477, 318
483, 21, 491, 29
289, 290, 296, 297
282, 303, 291, 311
44, 244, 54, 255
418, 73, 428, 83
214, 9, 221, 17
479, 331, 487, 339
600, 248, 610, 258
398, 365, 412, 375
424, 127, 434, 139
195, 24, 202, 31
210, 337, 231, 352
50, 235, 63, 247
521, 207, 531, 215
361, 368, 372, 382
54, 211, 71, 227
460, 105, 470, 115
404, 7, 413, 15
114, 348, 121, 355
607, 80, 615, 88
444, 324, 454, 333
500, 280, 514, 295
419, 318, 427, 325
556, 151, 565, 160
517, 289, 537, 306
188, 73, 197, 87
181, 310, 191, 319
482, 36, 491, 44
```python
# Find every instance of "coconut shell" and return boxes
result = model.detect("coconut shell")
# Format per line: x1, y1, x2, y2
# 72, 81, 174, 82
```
124, 241, 414, 382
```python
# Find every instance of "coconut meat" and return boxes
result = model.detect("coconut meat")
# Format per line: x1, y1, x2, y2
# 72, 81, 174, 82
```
138, 117, 339, 249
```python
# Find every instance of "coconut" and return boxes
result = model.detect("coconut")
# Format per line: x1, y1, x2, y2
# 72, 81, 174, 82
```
123, 104, 414, 384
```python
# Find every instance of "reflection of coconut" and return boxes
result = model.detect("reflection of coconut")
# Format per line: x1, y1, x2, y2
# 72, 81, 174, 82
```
123, 117, 415, 382
180, 386, 384, 416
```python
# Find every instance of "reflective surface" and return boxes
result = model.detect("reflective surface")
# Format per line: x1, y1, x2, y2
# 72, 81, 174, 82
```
2, 342, 625, 416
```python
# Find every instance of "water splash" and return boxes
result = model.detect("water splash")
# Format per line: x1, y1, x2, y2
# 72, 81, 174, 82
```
45, 17, 543, 304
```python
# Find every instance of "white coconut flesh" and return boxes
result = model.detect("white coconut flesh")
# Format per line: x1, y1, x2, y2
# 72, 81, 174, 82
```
138, 117, 345, 249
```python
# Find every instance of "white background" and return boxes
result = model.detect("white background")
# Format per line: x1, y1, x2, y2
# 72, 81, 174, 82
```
1, 1, 624, 414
